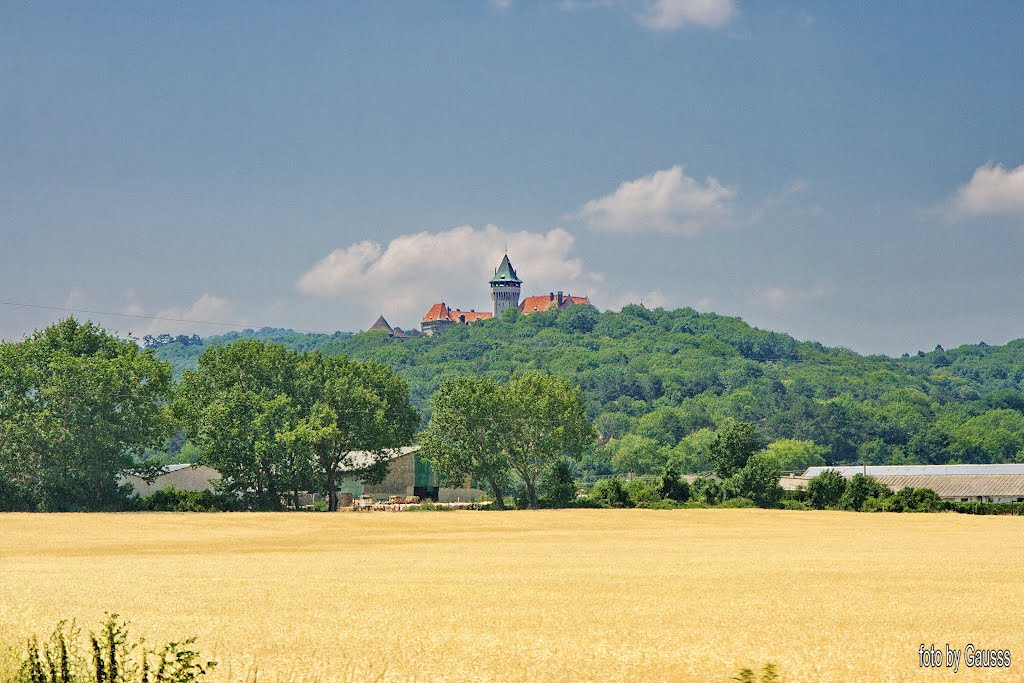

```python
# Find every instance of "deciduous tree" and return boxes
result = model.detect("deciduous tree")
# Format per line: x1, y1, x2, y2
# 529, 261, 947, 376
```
0, 318, 172, 511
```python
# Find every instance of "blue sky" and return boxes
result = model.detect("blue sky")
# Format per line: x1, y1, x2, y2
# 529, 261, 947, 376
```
2, 1, 1023, 355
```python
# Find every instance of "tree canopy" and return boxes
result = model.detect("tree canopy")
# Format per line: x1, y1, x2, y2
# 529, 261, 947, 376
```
153, 306, 1024, 477
0, 319, 173, 511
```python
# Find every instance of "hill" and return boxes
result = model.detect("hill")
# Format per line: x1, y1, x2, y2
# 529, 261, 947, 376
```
152, 306, 1024, 475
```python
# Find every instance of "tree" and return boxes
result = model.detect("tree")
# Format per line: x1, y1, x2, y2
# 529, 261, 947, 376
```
0, 318, 173, 511
590, 477, 631, 508
174, 340, 304, 509
537, 458, 577, 507
296, 352, 419, 511
838, 473, 891, 511
605, 434, 662, 475
419, 376, 512, 509
503, 372, 597, 508
659, 464, 690, 502
806, 469, 846, 509
709, 422, 761, 479
760, 439, 827, 474
729, 453, 784, 508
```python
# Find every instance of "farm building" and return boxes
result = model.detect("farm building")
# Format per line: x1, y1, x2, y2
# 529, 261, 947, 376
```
788, 464, 1024, 503
121, 464, 222, 497
335, 446, 486, 504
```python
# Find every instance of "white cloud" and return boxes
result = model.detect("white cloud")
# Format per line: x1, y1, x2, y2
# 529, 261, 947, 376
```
636, 0, 736, 30
948, 162, 1024, 218
607, 289, 673, 310
143, 293, 235, 336
559, 0, 736, 31
573, 165, 736, 236
748, 281, 834, 313
296, 225, 601, 324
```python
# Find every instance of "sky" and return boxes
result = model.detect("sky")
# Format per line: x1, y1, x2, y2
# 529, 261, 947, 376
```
2, 1, 1024, 356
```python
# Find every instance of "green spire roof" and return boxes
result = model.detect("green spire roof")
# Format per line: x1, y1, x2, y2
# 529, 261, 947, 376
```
490, 254, 521, 284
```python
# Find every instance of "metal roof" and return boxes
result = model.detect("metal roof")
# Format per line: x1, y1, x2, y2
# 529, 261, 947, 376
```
490, 254, 521, 283
780, 473, 1024, 498
802, 464, 1024, 478
872, 474, 1024, 498
338, 446, 420, 472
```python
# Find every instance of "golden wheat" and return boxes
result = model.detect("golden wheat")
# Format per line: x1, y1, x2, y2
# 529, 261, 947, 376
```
1, 510, 1021, 682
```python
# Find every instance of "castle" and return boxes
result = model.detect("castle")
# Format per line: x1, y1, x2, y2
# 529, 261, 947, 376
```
419, 254, 591, 335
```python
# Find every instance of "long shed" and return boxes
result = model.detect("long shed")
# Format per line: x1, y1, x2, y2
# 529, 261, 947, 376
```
792, 464, 1024, 502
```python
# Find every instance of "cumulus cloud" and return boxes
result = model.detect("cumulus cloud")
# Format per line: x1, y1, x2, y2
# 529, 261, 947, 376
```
607, 289, 673, 310
296, 225, 601, 323
635, 0, 737, 30
143, 293, 235, 336
573, 165, 736, 236
948, 162, 1024, 219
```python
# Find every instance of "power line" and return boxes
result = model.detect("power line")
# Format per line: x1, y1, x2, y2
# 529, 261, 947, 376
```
0, 299, 253, 330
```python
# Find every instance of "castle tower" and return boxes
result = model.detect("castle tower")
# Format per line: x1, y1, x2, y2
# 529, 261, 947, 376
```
490, 254, 522, 317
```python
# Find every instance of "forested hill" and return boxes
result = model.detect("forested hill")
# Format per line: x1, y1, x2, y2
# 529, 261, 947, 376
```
152, 305, 1024, 473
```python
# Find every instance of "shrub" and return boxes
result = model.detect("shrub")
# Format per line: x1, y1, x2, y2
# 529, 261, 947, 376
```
537, 459, 578, 508
780, 499, 811, 511
729, 454, 784, 508
951, 500, 1024, 515
134, 488, 242, 512
623, 479, 662, 508
718, 497, 755, 508
658, 465, 690, 502
690, 476, 723, 506
807, 470, 846, 509
838, 474, 891, 511
589, 478, 632, 508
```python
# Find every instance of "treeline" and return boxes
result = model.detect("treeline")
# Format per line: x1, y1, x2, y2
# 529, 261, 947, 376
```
0, 319, 417, 511
0, 318, 593, 512
155, 305, 1024, 476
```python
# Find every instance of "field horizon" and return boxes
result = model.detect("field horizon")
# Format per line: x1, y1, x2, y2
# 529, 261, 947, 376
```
2, 509, 1021, 682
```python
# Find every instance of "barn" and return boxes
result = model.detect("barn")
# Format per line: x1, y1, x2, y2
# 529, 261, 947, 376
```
794, 464, 1024, 503
336, 446, 486, 503
121, 464, 222, 497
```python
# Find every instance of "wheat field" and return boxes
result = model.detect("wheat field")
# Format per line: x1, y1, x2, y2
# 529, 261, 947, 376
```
1, 510, 1021, 683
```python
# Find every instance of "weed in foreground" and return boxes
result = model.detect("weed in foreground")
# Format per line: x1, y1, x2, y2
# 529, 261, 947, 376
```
16, 616, 214, 683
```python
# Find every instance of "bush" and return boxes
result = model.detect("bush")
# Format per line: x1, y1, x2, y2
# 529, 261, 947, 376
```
639, 499, 682, 510
729, 454, 784, 508
807, 470, 847, 509
718, 497, 755, 508
951, 500, 1024, 515
780, 499, 811, 510
623, 479, 663, 508
17, 616, 214, 683
537, 459, 578, 508
134, 487, 242, 512
659, 465, 690, 502
588, 478, 632, 508
689, 476, 724, 505
838, 474, 891, 511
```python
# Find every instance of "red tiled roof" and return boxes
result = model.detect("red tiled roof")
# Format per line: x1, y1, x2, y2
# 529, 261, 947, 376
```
518, 295, 558, 313
422, 302, 453, 322
450, 310, 493, 323
518, 293, 590, 313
